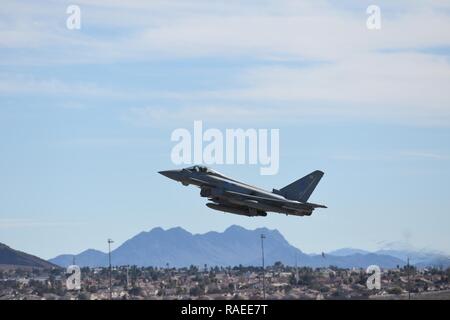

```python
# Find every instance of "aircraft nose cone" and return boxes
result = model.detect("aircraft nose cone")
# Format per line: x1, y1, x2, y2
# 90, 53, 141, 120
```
158, 170, 182, 181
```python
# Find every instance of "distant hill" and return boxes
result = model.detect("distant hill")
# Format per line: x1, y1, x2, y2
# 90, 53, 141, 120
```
49, 225, 407, 269
375, 249, 450, 268
0, 242, 58, 269
328, 248, 370, 256
48, 249, 107, 268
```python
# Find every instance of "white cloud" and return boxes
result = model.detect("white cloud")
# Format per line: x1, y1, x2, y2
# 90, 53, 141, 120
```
0, 218, 86, 229
3, 0, 450, 62
60, 137, 159, 148
216, 52, 450, 124
0, 73, 113, 96
330, 150, 450, 162
400, 151, 450, 160
1, 0, 450, 125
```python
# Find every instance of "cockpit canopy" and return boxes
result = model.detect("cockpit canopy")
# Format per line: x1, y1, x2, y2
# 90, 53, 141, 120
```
186, 165, 209, 173
185, 165, 220, 175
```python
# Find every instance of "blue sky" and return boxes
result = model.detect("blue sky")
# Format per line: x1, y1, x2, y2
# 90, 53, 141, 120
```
1, 0, 450, 259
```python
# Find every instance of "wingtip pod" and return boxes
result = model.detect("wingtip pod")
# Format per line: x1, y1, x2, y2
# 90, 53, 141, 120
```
307, 202, 327, 209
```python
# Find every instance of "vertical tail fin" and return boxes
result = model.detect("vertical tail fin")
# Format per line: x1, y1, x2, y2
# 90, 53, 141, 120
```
275, 170, 324, 202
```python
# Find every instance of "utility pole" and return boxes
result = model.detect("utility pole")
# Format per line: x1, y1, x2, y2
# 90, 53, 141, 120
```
108, 238, 114, 300
407, 256, 411, 300
261, 234, 266, 300
126, 265, 129, 290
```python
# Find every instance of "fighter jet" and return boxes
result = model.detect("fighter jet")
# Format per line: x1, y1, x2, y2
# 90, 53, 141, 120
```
159, 165, 326, 217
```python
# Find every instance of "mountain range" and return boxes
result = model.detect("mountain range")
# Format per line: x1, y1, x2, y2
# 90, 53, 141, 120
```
48, 225, 450, 269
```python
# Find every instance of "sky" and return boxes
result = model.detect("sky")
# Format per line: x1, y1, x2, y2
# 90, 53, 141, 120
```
1, 0, 450, 260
